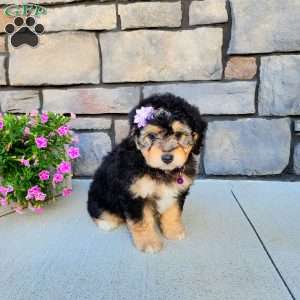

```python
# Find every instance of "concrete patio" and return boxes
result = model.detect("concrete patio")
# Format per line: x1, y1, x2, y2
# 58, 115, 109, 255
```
0, 179, 299, 300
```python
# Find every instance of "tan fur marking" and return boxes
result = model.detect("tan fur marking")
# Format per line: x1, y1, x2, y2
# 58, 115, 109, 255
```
193, 132, 199, 142
130, 174, 193, 215
142, 145, 163, 169
94, 212, 124, 231
127, 206, 162, 253
142, 124, 162, 135
155, 183, 179, 214
141, 144, 192, 170
130, 174, 192, 200
130, 175, 156, 199
172, 121, 191, 134
160, 202, 185, 240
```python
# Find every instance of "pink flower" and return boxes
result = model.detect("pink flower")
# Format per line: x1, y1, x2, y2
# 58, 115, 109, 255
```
134, 106, 155, 128
0, 186, 13, 196
57, 125, 70, 136
30, 110, 38, 117
0, 119, 4, 130
35, 192, 46, 201
68, 147, 80, 159
26, 185, 41, 200
0, 197, 8, 207
26, 186, 46, 201
39, 170, 50, 181
57, 161, 71, 174
35, 136, 48, 149
21, 158, 30, 167
33, 207, 44, 214
70, 113, 76, 119
41, 113, 49, 124
32, 186, 41, 193
24, 127, 30, 135
15, 206, 24, 214
53, 173, 64, 184
62, 188, 72, 197
0, 186, 8, 196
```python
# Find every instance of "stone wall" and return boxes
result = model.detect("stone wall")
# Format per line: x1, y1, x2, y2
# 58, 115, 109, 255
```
0, 0, 299, 179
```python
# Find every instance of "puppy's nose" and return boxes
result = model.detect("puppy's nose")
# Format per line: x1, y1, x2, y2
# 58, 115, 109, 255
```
161, 154, 173, 164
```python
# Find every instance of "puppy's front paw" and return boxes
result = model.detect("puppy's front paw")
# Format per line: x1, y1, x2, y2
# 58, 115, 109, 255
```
161, 224, 186, 240
134, 235, 163, 253
159, 203, 186, 240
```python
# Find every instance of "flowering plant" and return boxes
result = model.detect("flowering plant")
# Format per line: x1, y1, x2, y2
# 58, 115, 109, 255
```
0, 112, 80, 214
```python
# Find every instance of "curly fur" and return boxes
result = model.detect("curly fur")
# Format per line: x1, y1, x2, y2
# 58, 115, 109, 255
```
87, 93, 206, 252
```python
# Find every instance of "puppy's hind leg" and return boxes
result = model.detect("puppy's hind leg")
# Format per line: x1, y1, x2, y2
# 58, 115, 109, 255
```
87, 191, 123, 232
95, 211, 124, 232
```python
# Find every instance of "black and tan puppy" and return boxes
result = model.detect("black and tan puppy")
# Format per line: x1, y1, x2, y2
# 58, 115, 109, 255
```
87, 93, 206, 253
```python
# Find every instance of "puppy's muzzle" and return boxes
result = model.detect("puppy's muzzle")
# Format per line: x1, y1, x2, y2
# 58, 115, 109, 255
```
161, 154, 174, 164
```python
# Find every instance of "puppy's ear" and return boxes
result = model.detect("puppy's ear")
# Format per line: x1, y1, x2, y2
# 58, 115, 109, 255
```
192, 119, 207, 155
134, 134, 142, 150
128, 124, 144, 150
128, 126, 140, 147
184, 105, 207, 155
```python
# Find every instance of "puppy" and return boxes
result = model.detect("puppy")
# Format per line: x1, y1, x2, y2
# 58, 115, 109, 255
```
87, 93, 206, 253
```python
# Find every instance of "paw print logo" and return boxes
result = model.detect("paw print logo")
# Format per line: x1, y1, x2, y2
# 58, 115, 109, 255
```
5, 16, 44, 48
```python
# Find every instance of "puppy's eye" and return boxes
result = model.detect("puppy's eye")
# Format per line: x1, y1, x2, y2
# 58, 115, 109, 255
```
148, 133, 157, 141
